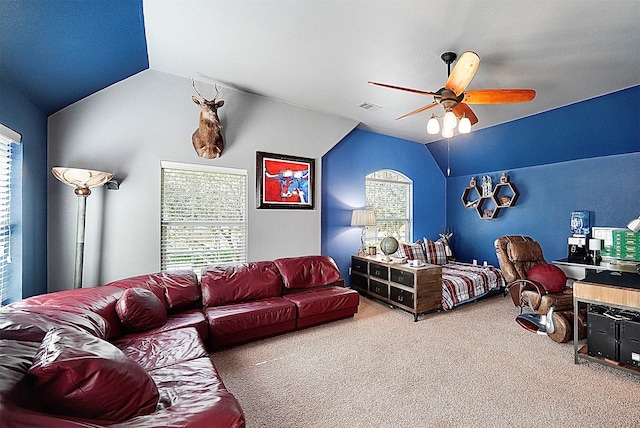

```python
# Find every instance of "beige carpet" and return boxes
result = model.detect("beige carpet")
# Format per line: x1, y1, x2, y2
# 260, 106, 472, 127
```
212, 295, 640, 427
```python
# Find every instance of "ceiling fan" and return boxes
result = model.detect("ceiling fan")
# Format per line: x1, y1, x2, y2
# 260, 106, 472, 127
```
368, 51, 536, 135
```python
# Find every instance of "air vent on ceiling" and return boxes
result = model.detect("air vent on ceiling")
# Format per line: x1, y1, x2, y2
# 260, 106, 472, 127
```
358, 102, 382, 111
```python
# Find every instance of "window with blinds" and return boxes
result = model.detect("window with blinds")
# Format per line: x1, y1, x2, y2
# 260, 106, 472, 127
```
365, 169, 413, 246
0, 124, 21, 306
160, 161, 247, 275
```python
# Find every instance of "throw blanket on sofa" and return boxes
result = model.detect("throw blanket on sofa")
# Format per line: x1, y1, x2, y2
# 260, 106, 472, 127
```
441, 262, 506, 310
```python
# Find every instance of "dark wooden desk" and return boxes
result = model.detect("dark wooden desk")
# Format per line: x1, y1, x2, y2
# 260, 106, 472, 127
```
553, 258, 639, 280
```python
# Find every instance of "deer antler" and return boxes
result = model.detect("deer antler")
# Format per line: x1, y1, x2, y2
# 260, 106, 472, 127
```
190, 77, 204, 99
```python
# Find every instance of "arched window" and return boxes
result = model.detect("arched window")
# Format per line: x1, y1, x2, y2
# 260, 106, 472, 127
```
365, 169, 412, 246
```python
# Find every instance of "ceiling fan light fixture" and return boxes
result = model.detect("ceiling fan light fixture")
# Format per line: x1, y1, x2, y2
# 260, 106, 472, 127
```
458, 116, 472, 134
443, 110, 457, 129
442, 127, 454, 138
427, 115, 440, 134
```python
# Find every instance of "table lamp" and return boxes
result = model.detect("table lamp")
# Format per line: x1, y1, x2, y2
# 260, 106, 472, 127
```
52, 167, 113, 289
351, 209, 376, 256
627, 216, 640, 233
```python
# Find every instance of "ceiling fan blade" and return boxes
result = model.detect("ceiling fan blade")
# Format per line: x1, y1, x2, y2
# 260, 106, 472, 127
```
396, 102, 439, 120
453, 103, 478, 125
368, 81, 439, 97
463, 89, 536, 104
445, 51, 480, 96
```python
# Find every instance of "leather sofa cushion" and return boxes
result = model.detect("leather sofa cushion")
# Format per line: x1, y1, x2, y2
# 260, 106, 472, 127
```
114, 327, 208, 372
201, 261, 283, 307
107, 271, 201, 311
0, 338, 41, 398
528, 263, 567, 293
0, 307, 109, 341
28, 327, 159, 422
116, 288, 168, 332
204, 297, 296, 336
7, 286, 125, 339
137, 357, 245, 427
284, 286, 359, 318
274, 255, 340, 289
161, 309, 209, 340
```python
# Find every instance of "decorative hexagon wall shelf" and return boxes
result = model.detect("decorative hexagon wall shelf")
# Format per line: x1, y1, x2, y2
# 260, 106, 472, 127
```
461, 173, 519, 219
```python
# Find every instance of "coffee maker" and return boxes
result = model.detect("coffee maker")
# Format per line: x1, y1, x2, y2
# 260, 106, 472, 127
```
568, 211, 590, 263
568, 236, 588, 262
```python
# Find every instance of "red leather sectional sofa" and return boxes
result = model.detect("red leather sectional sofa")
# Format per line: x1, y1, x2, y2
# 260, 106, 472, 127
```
0, 255, 359, 427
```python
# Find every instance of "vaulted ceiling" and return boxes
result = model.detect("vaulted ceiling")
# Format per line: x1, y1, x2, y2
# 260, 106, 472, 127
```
1, 1, 639, 155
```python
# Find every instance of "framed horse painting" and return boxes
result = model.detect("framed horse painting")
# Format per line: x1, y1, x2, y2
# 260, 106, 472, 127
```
256, 151, 315, 209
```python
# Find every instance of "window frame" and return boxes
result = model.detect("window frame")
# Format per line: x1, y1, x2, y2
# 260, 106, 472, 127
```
364, 169, 413, 246
160, 161, 248, 275
0, 123, 21, 306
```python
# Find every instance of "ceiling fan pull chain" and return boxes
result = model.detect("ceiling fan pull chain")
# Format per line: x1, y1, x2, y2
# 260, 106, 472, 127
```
447, 139, 451, 176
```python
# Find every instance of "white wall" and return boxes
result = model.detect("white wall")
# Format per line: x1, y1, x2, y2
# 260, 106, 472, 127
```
48, 70, 357, 292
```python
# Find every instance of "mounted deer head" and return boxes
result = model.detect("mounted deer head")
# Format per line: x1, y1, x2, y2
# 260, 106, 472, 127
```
190, 78, 225, 159
439, 228, 454, 259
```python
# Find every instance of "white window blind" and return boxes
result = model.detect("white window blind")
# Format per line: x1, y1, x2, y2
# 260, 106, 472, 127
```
0, 123, 21, 306
365, 169, 413, 245
161, 161, 247, 275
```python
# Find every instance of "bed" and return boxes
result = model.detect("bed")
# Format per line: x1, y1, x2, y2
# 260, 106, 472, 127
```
440, 262, 506, 310
399, 239, 506, 311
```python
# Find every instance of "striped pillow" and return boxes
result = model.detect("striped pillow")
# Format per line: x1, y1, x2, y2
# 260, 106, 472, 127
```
422, 239, 448, 265
399, 241, 427, 262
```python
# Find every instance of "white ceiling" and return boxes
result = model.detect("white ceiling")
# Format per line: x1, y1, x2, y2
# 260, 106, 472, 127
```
143, 0, 640, 144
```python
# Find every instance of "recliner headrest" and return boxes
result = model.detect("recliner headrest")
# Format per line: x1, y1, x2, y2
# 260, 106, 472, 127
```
507, 241, 544, 263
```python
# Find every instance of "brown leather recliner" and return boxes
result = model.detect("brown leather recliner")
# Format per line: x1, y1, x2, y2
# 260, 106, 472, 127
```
494, 235, 586, 343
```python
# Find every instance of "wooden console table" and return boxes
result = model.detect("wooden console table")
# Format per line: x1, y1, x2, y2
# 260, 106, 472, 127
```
573, 274, 640, 374
350, 255, 441, 321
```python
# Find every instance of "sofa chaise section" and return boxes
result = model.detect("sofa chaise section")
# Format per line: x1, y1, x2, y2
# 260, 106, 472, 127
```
275, 256, 360, 329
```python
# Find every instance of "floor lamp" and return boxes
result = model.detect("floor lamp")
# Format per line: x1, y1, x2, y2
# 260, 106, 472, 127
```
52, 167, 113, 289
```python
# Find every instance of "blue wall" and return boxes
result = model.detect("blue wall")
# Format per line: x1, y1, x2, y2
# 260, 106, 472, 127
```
447, 153, 640, 267
428, 86, 640, 177
0, 77, 48, 301
321, 129, 446, 284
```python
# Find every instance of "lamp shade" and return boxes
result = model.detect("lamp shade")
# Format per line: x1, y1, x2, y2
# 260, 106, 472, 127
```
426, 116, 440, 135
442, 127, 454, 138
628, 216, 640, 232
458, 116, 472, 134
443, 111, 457, 129
351, 209, 376, 227
52, 167, 113, 189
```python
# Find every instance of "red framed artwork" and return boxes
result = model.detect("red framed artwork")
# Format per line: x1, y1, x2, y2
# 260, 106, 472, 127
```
256, 151, 315, 209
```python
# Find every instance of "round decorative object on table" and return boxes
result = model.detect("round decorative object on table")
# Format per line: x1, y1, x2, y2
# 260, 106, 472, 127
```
380, 237, 399, 260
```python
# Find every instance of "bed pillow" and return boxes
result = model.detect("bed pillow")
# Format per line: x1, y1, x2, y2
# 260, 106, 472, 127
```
422, 238, 448, 265
28, 327, 159, 422
399, 242, 426, 262
528, 263, 567, 293
116, 287, 167, 332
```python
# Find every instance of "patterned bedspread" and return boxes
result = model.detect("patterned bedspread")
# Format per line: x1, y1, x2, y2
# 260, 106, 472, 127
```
441, 262, 506, 310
